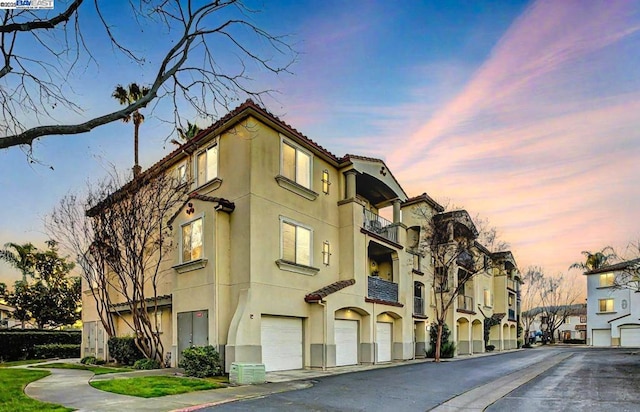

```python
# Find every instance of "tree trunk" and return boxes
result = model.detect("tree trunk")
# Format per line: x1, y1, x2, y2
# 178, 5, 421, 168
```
133, 119, 141, 177
434, 323, 443, 363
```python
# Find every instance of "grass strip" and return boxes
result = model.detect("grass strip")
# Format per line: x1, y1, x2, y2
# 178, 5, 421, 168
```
34, 362, 132, 375
0, 368, 72, 412
90, 375, 223, 398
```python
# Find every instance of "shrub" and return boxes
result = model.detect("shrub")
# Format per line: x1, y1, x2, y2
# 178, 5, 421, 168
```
179, 346, 223, 377
0, 330, 81, 361
522, 343, 532, 348
426, 323, 455, 358
485, 345, 495, 352
81, 356, 97, 365
32, 343, 80, 359
107, 337, 144, 366
133, 358, 162, 370
563, 338, 586, 345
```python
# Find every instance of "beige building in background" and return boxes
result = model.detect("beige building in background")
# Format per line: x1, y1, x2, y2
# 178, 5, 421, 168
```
82, 100, 521, 371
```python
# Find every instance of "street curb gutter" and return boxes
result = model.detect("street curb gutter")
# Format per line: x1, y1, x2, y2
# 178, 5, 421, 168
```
429, 352, 574, 411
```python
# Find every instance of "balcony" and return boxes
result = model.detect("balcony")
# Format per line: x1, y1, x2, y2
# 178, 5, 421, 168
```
508, 309, 516, 321
363, 209, 397, 244
507, 279, 517, 291
368, 276, 398, 303
414, 296, 425, 316
457, 295, 474, 313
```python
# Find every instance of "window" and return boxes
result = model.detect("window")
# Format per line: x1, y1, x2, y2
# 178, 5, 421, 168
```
413, 254, 421, 271
321, 241, 331, 265
181, 217, 203, 263
155, 310, 163, 333
196, 143, 218, 186
599, 298, 614, 312
282, 219, 312, 266
484, 289, 492, 307
508, 294, 514, 306
322, 170, 330, 194
176, 163, 187, 185
282, 140, 311, 189
599, 273, 615, 287
564, 318, 570, 325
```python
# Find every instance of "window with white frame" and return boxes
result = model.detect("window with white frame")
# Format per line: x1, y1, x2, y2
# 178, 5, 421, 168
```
598, 298, 614, 312
322, 241, 331, 265
321, 170, 330, 194
196, 143, 218, 186
281, 140, 312, 189
176, 163, 187, 185
181, 217, 203, 263
281, 218, 312, 266
599, 272, 615, 287
484, 288, 492, 307
413, 254, 421, 271
155, 310, 163, 333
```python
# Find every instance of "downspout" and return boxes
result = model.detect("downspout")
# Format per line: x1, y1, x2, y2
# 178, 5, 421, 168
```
318, 300, 327, 371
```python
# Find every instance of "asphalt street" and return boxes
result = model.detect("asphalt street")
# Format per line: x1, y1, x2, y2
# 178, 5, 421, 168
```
203, 346, 630, 411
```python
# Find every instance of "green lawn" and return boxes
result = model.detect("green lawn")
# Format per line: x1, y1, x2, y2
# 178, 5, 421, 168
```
0, 368, 72, 412
35, 362, 132, 375
0, 359, 56, 367
90, 375, 223, 398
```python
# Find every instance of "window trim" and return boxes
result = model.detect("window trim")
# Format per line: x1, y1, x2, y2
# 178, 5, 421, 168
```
279, 216, 314, 267
279, 136, 314, 190
484, 288, 493, 308
180, 214, 205, 264
598, 272, 615, 288
176, 162, 188, 185
322, 241, 331, 266
321, 169, 331, 194
195, 138, 219, 188
598, 298, 615, 313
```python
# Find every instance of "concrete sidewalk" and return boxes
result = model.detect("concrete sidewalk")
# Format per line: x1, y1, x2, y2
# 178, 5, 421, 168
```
21, 349, 524, 411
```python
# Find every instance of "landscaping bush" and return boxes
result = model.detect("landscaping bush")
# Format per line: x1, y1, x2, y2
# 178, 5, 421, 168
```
107, 337, 144, 366
485, 344, 495, 352
32, 343, 80, 359
134, 358, 162, 370
179, 345, 223, 377
522, 343, 532, 349
81, 356, 97, 365
563, 338, 586, 345
426, 323, 455, 358
0, 330, 81, 361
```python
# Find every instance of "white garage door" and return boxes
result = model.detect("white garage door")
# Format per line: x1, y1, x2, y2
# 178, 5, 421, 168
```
376, 322, 392, 363
261, 316, 303, 372
621, 328, 640, 347
592, 329, 611, 347
335, 320, 358, 366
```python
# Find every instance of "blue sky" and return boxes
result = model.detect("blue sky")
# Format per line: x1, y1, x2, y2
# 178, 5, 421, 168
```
2, 0, 640, 296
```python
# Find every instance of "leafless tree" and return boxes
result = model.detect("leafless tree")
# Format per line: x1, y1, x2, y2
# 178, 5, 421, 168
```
538, 274, 580, 343
46, 167, 189, 365
520, 266, 545, 344
0, 1, 295, 153
415, 207, 493, 361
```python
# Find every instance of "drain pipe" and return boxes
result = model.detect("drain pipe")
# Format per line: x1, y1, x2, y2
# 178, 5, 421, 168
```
318, 300, 327, 371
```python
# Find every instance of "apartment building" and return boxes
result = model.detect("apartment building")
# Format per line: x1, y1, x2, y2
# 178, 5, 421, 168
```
82, 100, 521, 371
585, 259, 640, 347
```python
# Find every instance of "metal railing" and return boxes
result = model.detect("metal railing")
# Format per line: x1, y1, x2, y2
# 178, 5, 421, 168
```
414, 296, 425, 315
368, 276, 399, 302
457, 295, 474, 311
362, 209, 397, 243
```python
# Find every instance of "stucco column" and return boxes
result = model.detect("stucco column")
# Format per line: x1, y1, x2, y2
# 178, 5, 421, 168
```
345, 169, 357, 200
392, 199, 401, 223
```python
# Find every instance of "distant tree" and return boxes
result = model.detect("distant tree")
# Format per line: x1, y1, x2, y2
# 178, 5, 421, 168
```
173, 121, 202, 145
569, 247, 616, 272
0, 1, 295, 153
112, 83, 150, 177
47, 167, 189, 365
538, 274, 579, 343
520, 266, 545, 344
0, 242, 37, 282
0, 241, 81, 329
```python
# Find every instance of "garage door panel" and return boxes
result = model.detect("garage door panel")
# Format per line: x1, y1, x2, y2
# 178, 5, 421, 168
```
335, 320, 358, 366
592, 329, 611, 347
621, 328, 640, 347
376, 322, 392, 363
261, 317, 302, 372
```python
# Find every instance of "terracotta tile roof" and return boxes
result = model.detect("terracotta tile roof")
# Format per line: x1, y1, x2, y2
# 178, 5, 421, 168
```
402, 192, 445, 212
304, 279, 355, 302
492, 313, 506, 322
584, 258, 640, 275
167, 192, 235, 228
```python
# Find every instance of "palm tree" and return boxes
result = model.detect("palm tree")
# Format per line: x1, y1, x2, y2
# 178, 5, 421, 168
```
171, 121, 201, 146
569, 247, 617, 272
112, 83, 150, 178
0, 242, 37, 282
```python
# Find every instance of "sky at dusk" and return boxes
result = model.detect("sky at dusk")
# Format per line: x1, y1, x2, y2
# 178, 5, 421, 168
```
1, 0, 640, 299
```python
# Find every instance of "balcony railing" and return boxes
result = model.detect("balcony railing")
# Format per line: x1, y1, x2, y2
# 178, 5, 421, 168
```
414, 296, 425, 315
363, 209, 397, 243
508, 309, 516, 321
368, 276, 398, 302
457, 295, 474, 312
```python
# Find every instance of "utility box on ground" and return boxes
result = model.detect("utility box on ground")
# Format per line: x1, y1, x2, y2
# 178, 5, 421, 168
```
229, 362, 266, 385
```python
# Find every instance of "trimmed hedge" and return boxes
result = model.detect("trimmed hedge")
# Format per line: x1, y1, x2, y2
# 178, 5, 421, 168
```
32, 343, 81, 359
107, 336, 144, 366
134, 358, 162, 370
179, 346, 223, 377
0, 330, 81, 361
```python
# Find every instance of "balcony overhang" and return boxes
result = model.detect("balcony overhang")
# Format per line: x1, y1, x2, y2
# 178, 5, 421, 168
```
344, 157, 407, 208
